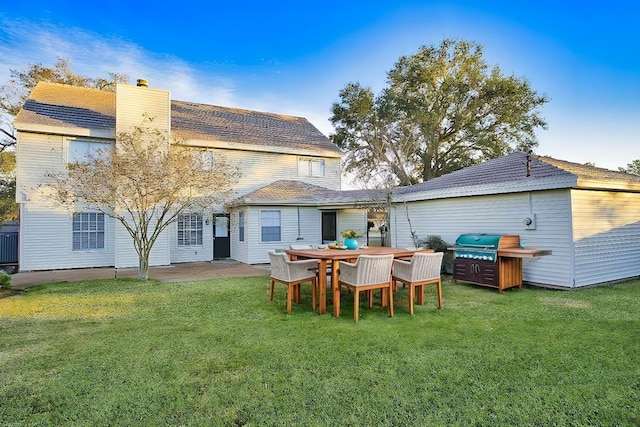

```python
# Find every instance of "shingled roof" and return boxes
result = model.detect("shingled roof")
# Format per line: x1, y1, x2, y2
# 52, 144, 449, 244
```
536, 155, 640, 182
228, 180, 385, 207
234, 152, 640, 207
14, 82, 341, 156
394, 151, 640, 199
171, 101, 341, 156
14, 82, 116, 131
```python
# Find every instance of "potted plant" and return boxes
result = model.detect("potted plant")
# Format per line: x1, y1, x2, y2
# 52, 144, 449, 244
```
341, 229, 363, 250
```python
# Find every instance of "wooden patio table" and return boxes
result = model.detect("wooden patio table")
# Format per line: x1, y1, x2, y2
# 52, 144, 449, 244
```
286, 247, 434, 317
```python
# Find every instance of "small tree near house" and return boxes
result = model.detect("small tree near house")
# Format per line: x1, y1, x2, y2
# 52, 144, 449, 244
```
44, 119, 240, 280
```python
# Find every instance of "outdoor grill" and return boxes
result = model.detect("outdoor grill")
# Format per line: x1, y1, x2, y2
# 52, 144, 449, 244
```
452, 234, 550, 293
452, 234, 519, 262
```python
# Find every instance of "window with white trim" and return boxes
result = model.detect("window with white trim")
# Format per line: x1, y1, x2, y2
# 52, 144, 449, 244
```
67, 140, 111, 163
238, 211, 245, 242
177, 213, 203, 246
193, 149, 214, 171
73, 212, 105, 251
298, 157, 325, 177
260, 210, 281, 242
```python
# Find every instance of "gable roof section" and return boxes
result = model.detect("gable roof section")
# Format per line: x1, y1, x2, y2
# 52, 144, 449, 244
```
394, 151, 640, 201
537, 155, 640, 189
14, 82, 116, 138
14, 82, 342, 157
172, 101, 342, 157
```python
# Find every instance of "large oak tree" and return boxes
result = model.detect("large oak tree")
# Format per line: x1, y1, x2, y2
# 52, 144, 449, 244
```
331, 39, 549, 186
619, 159, 640, 176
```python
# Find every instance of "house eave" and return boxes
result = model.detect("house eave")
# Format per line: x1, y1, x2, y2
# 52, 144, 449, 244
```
392, 176, 579, 203
14, 123, 115, 140
575, 178, 640, 193
178, 137, 343, 158
228, 198, 376, 209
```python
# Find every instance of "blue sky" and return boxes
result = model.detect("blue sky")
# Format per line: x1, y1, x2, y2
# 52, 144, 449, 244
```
1, 0, 638, 178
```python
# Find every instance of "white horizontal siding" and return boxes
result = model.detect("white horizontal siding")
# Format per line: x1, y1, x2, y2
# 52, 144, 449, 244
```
391, 190, 575, 288
296, 207, 323, 242
215, 149, 342, 194
246, 206, 316, 264
17, 133, 115, 202
337, 209, 368, 246
571, 189, 640, 287
522, 191, 574, 287
169, 216, 214, 264
114, 221, 170, 268
16, 133, 66, 200
116, 84, 170, 133
19, 203, 116, 271
230, 209, 249, 264
240, 206, 367, 264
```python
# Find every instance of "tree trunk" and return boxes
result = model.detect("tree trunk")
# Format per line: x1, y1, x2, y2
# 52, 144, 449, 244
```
138, 252, 150, 281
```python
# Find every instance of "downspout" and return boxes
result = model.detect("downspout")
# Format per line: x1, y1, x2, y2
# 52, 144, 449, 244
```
296, 207, 303, 240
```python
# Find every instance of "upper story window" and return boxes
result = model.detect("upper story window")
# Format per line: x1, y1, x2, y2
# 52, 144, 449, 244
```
298, 157, 325, 177
72, 212, 105, 251
260, 210, 281, 242
177, 213, 203, 246
193, 149, 214, 171
67, 140, 112, 163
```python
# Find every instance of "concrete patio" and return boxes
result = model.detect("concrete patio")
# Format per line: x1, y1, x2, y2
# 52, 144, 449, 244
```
10, 260, 270, 290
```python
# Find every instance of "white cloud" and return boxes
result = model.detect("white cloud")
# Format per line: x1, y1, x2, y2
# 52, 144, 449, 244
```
0, 18, 239, 108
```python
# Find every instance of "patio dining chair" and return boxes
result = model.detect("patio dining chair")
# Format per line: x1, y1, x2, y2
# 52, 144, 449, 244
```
391, 252, 444, 315
338, 254, 395, 322
289, 243, 333, 281
268, 252, 318, 314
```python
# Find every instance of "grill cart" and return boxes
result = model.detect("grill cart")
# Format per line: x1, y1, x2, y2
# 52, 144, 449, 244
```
452, 234, 551, 293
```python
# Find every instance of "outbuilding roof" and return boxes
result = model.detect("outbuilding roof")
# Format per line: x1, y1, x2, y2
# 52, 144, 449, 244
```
393, 152, 640, 200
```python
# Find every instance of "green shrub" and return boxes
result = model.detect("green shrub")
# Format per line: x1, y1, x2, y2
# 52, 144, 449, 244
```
419, 235, 453, 274
419, 235, 449, 251
0, 271, 12, 289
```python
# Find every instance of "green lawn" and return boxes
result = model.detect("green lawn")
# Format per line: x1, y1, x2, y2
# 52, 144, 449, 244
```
1, 275, 639, 426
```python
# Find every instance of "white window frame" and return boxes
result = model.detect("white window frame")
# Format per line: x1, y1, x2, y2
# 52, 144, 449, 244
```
177, 213, 204, 247
260, 210, 281, 242
66, 138, 112, 163
298, 157, 325, 177
193, 149, 214, 171
238, 211, 245, 242
72, 212, 106, 251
